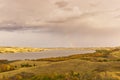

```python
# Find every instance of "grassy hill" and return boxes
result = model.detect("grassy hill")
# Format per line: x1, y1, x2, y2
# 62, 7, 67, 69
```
0, 47, 45, 53
0, 47, 120, 80
0, 46, 114, 53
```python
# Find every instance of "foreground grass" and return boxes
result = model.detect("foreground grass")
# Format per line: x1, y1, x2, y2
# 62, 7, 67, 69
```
0, 48, 120, 80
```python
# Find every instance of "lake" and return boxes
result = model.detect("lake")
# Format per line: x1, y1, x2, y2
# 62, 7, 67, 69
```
0, 50, 95, 60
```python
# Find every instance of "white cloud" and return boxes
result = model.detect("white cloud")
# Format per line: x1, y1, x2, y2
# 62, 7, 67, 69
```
0, 0, 120, 31
47, 6, 82, 23
0, 0, 120, 47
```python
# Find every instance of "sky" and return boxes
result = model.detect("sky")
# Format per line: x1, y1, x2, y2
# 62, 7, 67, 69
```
0, 0, 120, 47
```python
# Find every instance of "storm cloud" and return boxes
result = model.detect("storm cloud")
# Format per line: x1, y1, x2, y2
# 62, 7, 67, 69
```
0, 0, 120, 47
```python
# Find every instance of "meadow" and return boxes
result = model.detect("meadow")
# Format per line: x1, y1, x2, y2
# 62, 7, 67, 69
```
0, 47, 120, 80
0, 47, 45, 53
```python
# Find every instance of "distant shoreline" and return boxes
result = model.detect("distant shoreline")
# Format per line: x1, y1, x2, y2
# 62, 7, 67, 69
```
0, 46, 116, 54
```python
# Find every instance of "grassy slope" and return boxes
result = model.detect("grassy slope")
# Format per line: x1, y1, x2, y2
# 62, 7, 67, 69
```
1, 60, 120, 80
0, 47, 45, 53
0, 46, 113, 53
0, 48, 120, 79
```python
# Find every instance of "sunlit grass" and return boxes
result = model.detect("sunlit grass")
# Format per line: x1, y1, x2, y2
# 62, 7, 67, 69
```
0, 47, 120, 80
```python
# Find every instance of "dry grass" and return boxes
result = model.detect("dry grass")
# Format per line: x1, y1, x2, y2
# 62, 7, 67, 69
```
0, 48, 120, 80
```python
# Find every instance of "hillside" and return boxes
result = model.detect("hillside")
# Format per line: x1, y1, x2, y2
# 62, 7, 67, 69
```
0, 46, 114, 53
0, 47, 120, 80
0, 47, 45, 53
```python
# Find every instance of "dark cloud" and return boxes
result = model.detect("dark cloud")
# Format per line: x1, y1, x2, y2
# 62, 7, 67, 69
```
55, 1, 68, 8
0, 0, 119, 36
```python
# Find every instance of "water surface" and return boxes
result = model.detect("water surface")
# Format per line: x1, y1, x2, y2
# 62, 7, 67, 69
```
0, 50, 95, 60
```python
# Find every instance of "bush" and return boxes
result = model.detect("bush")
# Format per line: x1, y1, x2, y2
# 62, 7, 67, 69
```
0, 64, 15, 72
20, 63, 32, 68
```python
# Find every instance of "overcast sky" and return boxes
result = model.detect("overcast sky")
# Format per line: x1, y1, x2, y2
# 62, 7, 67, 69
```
0, 0, 120, 47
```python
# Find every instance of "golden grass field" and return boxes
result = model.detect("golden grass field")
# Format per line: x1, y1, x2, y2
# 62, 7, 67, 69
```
0, 47, 45, 53
0, 47, 120, 80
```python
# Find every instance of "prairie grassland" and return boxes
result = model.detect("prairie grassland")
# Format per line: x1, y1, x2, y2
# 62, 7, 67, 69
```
0, 46, 114, 53
0, 47, 45, 53
0, 48, 120, 80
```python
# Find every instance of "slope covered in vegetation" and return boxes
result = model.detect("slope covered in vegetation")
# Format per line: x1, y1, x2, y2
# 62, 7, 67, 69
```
0, 47, 44, 53
0, 47, 120, 80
